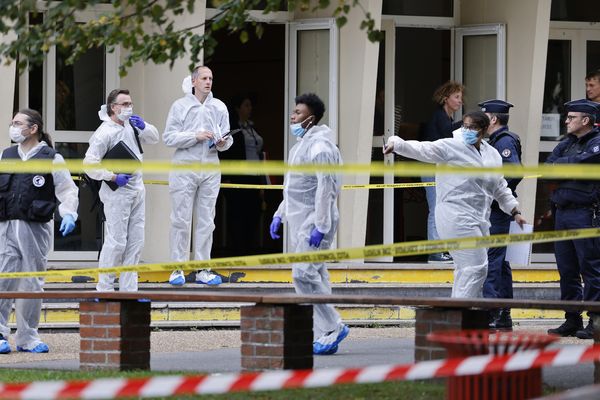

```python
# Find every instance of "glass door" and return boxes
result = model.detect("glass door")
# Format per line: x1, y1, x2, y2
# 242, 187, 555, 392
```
455, 24, 507, 112
286, 19, 338, 251
532, 27, 600, 262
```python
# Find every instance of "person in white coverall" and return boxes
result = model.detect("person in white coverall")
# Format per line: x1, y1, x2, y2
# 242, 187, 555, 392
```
84, 89, 159, 292
269, 93, 349, 356
164, 66, 233, 286
384, 110, 527, 298
0, 109, 78, 354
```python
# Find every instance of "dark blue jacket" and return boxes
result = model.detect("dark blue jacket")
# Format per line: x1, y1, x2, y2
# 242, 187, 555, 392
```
422, 106, 461, 141
488, 126, 522, 194
546, 127, 600, 207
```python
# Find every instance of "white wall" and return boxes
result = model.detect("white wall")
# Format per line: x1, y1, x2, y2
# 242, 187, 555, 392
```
460, 0, 552, 220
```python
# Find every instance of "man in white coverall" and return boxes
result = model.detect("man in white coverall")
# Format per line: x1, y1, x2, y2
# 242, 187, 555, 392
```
164, 66, 233, 286
84, 88, 159, 292
384, 110, 526, 298
269, 93, 349, 355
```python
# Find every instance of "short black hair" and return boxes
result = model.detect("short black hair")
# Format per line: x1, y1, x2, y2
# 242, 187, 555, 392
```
295, 93, 325, 124
489, 112, 509, 126
585, 69, 600, 81
463, 110, 490, 135
106, 89, 130, 116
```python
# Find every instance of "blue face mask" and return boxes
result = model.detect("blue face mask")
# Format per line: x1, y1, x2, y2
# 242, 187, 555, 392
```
290, 122, 306, 137
290, 116, 313, 137
461, 127, 479, 145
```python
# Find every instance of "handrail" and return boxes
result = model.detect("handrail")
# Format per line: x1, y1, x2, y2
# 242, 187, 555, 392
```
2, 291, 600, 313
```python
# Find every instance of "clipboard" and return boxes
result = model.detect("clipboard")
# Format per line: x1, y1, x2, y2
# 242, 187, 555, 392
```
102, 141, 140, 191
208, 129, 242, 148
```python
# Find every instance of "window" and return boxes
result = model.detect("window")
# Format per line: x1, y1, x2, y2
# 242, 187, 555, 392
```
382, 0, 453, 17
551, 0, 600, 22
207, 0, 287, 11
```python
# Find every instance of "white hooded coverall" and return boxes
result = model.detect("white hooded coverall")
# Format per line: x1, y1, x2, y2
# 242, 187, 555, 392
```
0, 142, 78, 349
390, 136, 518, 298
84, 106, 159, 291
274, 125, 343, 339
163, 78, 233, 262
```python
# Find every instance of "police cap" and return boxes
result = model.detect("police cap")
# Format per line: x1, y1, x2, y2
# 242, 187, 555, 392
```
564, 99, 600, 115
478, 99, 514, 114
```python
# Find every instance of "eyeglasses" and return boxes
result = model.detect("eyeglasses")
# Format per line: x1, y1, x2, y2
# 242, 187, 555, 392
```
565, 115, 581, 121
9, 121, 29, 128
114, 102, 133, 107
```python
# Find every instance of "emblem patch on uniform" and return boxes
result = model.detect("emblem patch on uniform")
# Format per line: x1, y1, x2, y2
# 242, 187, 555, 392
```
593, 145, 600, 153
32, 175, 45, 187
501, 148, 511, 158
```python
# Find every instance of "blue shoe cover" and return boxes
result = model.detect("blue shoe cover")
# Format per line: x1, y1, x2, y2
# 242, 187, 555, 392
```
313, 341, 336, 355
17, 342, 49, 353
204, 275, 222, 285
0, 340, 10, 354
169, 272, 185, 286
334, 325, 350, 347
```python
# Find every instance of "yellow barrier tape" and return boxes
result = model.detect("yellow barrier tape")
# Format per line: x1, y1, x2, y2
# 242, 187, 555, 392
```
2, 159, 600, 179
1, 227, 598, 279
75, 174, 436, 190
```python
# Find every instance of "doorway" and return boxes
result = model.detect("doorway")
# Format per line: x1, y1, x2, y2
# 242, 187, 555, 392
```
207, 24, 286, 258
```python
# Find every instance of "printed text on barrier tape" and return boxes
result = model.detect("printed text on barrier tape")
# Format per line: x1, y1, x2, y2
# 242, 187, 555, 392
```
1, 227, 599, 279
1, 345, 599, 399
2, 159, 600, 179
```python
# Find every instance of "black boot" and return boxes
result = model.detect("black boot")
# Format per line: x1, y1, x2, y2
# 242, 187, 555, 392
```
576, 319, 595, 340
490, 309, 513, 331
548, 315, 584, 337
488, 309, 500, 328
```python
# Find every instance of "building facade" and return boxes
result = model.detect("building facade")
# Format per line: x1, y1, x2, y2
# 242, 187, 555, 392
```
0, 0, 598, 265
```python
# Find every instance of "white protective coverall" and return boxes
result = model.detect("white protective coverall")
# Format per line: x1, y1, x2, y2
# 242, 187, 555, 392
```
163, 77, 233, 262
389, 136, 518, 298
84, 106, 159, 291
274, 125, 343, 339
0, 142, 78, 349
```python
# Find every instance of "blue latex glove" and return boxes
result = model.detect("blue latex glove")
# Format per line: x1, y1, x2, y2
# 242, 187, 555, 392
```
59, 214, 76, 237
114, 174, 131, 187
129, 115, 146, 130
270, 216, 282, 239
309, 228, 325, 248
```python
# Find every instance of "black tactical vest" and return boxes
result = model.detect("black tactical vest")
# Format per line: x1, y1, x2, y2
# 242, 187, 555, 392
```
0, 146, 57, 222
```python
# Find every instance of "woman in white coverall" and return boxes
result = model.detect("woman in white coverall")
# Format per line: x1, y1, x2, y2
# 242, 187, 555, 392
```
384, 111, 526, 298
84, 89, 159, 292
164, 66, 233, 286
0, 109, 78, 353
269, 93, 349, 356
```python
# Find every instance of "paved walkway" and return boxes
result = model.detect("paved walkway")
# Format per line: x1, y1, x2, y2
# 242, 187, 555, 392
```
0, 326, 594, 390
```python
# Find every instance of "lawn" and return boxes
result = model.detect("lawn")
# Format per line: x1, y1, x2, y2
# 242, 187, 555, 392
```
0, 369, 446, 399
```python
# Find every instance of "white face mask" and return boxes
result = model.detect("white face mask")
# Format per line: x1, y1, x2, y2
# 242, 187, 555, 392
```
117, 107, 133, 122
9, 126, 26, 143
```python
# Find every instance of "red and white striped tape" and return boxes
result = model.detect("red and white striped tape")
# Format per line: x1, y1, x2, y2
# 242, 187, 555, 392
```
2, 344, 600, 399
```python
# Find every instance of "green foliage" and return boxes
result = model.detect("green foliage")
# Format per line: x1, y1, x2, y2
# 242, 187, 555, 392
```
0, 0, 382, 77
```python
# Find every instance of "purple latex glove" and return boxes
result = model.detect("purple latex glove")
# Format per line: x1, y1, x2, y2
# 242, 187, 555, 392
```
309, 228, 325, 248
270, 216, 282, 239
129, 115, 146, 130
114, 174, 131, 187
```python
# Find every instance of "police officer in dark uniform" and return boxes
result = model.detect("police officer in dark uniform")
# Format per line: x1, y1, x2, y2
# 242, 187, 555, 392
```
546, 99, 600, 339
479, 99, 522, 330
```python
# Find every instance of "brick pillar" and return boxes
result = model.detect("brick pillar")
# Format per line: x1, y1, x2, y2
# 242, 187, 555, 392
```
414, 307, 488, 361
241, 304, 313, 371
80, 301, 151, 370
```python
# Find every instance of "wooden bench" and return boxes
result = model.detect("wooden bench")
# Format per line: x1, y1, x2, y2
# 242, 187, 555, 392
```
2, 291, 600, 378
